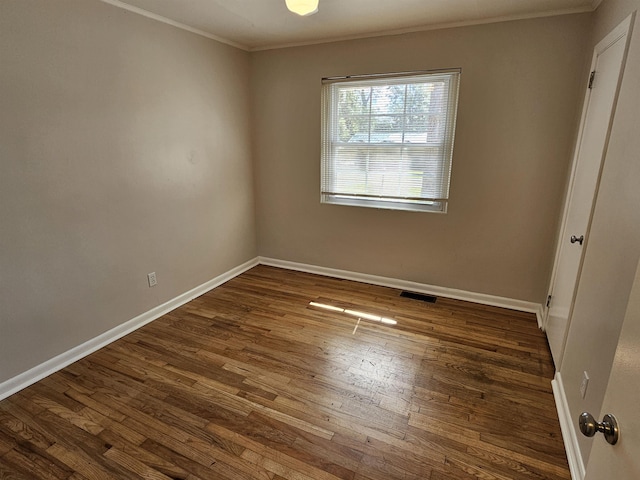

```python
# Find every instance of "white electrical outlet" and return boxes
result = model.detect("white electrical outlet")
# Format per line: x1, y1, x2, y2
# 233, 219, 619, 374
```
147, 272, 157, 287
580, 371, 589, 399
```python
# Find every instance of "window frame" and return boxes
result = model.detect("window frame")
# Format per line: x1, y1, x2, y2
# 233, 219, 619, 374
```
320, 69, 461, 213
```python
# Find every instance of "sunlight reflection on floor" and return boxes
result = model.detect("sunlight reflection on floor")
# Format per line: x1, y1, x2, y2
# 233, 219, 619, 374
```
309, 301, 398, 329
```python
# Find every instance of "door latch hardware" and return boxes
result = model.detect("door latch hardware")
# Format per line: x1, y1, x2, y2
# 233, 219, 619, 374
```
570, 235, 585, 245
579, 412, 619, 445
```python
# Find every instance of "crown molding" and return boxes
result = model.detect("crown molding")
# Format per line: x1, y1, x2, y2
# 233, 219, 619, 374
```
98, 0, 250, 51
250, 6, 596, 51
99, 0, 595, 53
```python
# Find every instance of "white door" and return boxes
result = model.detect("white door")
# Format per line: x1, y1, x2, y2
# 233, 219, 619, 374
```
545, 16, 632, 368
583, 258, 640, 480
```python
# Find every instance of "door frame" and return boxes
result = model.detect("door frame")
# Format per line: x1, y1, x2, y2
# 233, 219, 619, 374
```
543, 15, 633, 368
550, 12, 635, 480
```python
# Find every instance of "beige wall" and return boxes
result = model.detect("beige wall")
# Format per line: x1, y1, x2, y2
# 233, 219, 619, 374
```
560, 0, 640, 467
251, 14, 592, 303
0, 2, 600, 391
0, 1, 256, 383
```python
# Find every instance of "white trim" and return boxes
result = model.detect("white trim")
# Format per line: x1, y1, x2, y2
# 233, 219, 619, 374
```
250, 7, 595, 52
97, 0, 593, 53
0, 255, 544, 401
543, 43, 595, 334
543, 12, 634, 356
552, 372, 586, 480
98, 0, 249, 51
535, 304, 545, 329
259, 257, 542, 316
0, 257, 259, 401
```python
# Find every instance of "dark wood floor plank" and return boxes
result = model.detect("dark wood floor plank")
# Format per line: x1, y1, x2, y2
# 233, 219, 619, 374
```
0, 265, 569, 479
0, 463, 32, 480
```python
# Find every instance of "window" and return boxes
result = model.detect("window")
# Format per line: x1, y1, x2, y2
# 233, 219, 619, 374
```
321, 70, 460, 213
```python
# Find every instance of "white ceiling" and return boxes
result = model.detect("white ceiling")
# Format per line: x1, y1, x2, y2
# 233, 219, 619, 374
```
104, 0, 598, 51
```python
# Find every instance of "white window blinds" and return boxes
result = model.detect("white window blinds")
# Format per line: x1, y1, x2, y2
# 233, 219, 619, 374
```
321, 70, 460, 212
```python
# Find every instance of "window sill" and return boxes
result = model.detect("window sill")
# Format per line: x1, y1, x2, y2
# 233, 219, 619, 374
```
321, 195, 447, 213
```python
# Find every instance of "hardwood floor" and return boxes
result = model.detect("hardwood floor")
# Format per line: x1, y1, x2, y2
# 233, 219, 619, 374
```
0, 265, 569, 479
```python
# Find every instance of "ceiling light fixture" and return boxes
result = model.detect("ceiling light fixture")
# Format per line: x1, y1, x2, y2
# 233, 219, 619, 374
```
285, 0, 319, 16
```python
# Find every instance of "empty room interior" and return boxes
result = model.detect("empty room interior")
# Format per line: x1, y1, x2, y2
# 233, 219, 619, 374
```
2, 0, 640, 479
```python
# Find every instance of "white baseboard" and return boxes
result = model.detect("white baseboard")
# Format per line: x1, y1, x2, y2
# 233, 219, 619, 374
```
1, 256, 544, 401
0, 257, 259, 401
259, 257, 543, 316
536, 304, 545, 329
552, 372, 585, 480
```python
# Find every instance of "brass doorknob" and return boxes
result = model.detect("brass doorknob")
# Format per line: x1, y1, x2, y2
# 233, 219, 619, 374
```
579, 412, 619, 445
